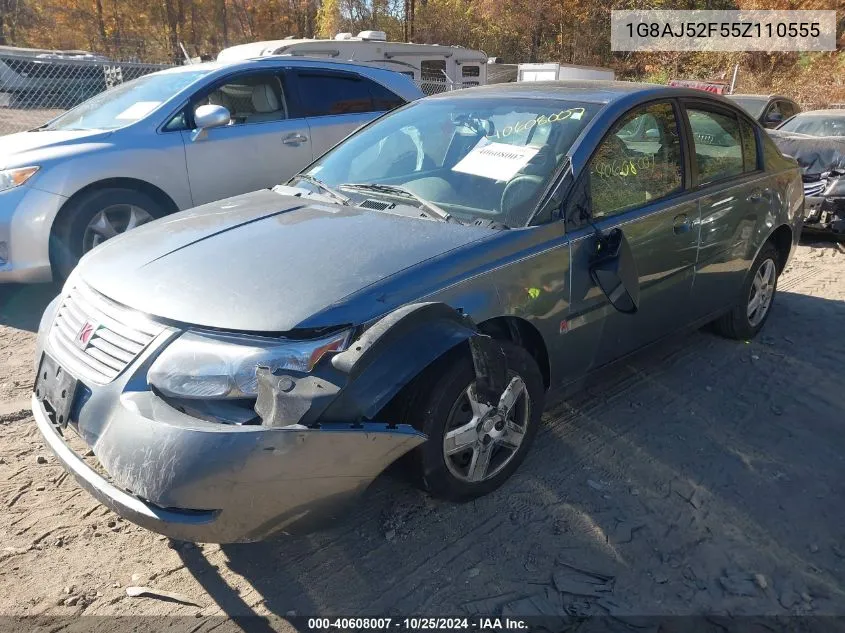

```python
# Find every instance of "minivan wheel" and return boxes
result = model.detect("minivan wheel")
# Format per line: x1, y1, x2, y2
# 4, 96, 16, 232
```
408, 341, 544, 501
713, 243, 780, 340
52, 187, 163, 280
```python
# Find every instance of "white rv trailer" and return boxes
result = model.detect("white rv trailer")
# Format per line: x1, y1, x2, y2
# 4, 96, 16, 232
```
517, 63, 615, 82
217, 31, 488, 93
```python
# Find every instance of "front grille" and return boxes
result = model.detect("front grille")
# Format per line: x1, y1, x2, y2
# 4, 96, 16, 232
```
804, 180, 826, 197
48, 284, 165, 385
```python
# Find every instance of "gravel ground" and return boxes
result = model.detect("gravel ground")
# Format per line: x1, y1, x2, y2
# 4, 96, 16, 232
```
0, 242, 844, 626
0, 107, 64, 135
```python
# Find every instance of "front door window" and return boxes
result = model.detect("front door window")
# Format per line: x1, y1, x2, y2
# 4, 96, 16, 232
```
588, 102, 683, 219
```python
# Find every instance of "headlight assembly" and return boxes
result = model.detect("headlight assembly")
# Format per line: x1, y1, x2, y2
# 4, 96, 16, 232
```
824, 176, 845, 197
148, 329, 351, 399
0, 166, 39, 193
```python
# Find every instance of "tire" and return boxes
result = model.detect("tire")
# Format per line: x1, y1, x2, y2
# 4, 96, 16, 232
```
712, 242, 780, 340
51, 187, 163, 280
407, 340, 545, 501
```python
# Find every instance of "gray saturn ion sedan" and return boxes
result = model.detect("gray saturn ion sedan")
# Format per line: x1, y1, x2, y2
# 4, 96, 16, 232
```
33, 81, 803, 543
0, 57, 420, 282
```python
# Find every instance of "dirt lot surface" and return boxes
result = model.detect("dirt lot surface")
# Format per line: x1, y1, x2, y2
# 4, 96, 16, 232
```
1, 242, 844, 627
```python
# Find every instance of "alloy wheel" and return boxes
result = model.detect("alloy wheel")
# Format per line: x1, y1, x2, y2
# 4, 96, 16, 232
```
82, 204, 154, 252
442, 373, 531, 483
747, 258, 777, 327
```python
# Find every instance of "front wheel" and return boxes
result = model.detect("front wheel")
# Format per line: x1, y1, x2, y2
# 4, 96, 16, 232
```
713, 242, 780, 340
407, 341, 545, 501
51, 187, 163, 280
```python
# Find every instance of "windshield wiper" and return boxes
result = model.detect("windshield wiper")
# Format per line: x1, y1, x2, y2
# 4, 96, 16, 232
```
341, 183, 454, 223
290, 174, 350, 205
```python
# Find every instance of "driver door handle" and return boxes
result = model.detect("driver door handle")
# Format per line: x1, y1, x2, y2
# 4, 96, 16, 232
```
283, 133, 308, 145
673, 213, 691, 234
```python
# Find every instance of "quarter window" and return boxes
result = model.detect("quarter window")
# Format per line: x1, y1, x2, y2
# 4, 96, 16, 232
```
588, 102, 683, 219
687, 108, 744, 185
779, 101, 797, 119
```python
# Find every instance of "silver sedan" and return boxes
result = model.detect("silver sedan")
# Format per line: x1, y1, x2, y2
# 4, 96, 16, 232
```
0, 57, 422, 282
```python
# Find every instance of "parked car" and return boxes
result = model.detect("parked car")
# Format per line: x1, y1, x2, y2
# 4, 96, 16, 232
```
768, 110, 845, 238
726, 94, 801, 128
32, 81, 803, 543
0, 57, 422, 283
216, 30, 488, 93
0, 45, 117, 109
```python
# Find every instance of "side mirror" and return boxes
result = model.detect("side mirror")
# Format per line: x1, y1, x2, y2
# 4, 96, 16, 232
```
644, 128, 660, 140
191, 104, 230, 141
589, 228, 640, 314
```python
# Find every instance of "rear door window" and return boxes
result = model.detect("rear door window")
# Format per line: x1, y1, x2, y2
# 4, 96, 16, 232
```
295, 71, 404, 116
686, 108, 744, 185
368, 81, 406, 111
296, 72, 373, 116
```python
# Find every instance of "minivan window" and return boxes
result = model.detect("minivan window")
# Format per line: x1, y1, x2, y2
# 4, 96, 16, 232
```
687, 108, 744, 185
588, 102, 683, 218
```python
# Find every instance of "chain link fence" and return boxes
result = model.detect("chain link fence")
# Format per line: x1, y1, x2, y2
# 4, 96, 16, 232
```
414, 69, 481, 97
0, 48, 172, 135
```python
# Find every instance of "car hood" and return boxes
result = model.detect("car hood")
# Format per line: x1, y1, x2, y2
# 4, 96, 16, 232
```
768, 129, 845, 176
76, 189, 495, 332
0, 129, 110, 169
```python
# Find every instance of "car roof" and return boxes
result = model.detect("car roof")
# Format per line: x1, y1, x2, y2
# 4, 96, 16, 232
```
728, 94, 795, 102
427, 80, 737, 105
157, 56, 400, 74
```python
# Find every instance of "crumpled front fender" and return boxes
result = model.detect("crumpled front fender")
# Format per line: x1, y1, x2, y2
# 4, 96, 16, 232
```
256, 302, 494, 428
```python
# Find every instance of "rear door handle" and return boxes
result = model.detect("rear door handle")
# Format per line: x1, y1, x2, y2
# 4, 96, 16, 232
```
673, 213, 691, 234
283, 133, 308, 145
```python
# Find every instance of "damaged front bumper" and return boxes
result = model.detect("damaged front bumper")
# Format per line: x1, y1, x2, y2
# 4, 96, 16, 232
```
33, 297, 489, 543
804, 195, 845, 237
33, 392, 425, 542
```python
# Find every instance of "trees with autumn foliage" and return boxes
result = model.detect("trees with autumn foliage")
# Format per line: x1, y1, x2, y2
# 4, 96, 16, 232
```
0, 0, 842, 101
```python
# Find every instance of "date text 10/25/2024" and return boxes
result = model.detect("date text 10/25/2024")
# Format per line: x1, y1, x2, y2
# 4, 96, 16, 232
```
306, 617, 529, 630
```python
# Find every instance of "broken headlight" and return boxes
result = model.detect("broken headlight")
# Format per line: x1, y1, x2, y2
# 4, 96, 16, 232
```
148, 329, 351, 399
824, 176, 845, 197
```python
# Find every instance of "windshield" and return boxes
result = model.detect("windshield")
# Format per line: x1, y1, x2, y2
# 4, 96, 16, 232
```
42, 70, 210, 131
306, 97, 600, 226
778, 115, 845, 137
726, 96, 767, 119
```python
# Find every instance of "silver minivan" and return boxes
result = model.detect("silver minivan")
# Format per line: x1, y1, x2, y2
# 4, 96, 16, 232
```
0, 58, 422, 282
